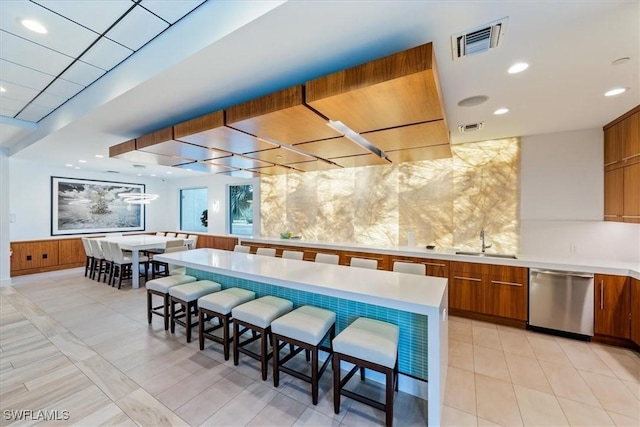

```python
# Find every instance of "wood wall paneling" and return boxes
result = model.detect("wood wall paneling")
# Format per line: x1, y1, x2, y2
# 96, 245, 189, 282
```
58, 238, 85, 265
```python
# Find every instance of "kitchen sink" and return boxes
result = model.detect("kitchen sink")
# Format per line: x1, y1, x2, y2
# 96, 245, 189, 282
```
455, 251, 518, 259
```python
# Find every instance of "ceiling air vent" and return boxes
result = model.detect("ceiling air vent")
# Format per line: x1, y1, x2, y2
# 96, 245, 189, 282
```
105, 170, 120, 174
458, 122, 485, 133
452, 18, 508, 60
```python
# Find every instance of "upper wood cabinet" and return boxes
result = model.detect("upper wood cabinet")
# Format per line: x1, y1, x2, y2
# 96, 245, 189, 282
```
603, 105, 640, 222
594, 274, 631, 339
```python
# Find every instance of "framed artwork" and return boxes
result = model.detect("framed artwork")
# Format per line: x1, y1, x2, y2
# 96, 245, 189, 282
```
51, 176, 146, 236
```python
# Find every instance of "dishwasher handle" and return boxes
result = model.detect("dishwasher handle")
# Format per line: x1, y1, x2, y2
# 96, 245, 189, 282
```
530, 269, 594, 279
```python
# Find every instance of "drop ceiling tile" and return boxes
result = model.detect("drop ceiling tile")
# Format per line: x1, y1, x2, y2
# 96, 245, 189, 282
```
0, 80, 40, 102
59, 60, 106, 86
16, 102, 53, 122
30, 91, 67, 109
32, 0, 133, 34
140, 0, 205, 24
0, 59, 55, 91
1, 107, 19, 117
45, 78, 84, 99
0, 31, 72, 76
1, 0, 100, 57
0, 96, 29, 116
81, 37, 133, 70
106, 6, 169, 51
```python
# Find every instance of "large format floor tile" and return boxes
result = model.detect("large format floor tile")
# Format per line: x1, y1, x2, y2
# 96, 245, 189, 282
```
1, 268, 639, 426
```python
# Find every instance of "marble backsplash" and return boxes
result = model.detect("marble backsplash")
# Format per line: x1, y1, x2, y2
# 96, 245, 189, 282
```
261, 138, 520, 253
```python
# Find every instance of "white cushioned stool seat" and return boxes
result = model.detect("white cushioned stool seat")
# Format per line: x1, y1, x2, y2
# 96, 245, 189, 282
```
170, 267, 187, 276
146, 275, 196, 293
199, 288, 256, 315
333, 318, 399, 369
272, 306, 336, 345
169, 280, 221, 302
232, 296, 293, 328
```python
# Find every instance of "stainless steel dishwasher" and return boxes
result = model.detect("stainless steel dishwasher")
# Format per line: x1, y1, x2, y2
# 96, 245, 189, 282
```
528, 269, 595, 339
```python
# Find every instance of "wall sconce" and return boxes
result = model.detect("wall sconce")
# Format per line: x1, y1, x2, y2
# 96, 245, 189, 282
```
211, 200, 220, 213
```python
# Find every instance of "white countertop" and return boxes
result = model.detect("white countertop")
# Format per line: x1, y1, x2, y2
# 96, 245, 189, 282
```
239, 237, 640, 280
153, 248, 448, 315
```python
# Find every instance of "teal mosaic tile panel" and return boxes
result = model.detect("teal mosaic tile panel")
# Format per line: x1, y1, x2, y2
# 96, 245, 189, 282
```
187, 269, 429, 380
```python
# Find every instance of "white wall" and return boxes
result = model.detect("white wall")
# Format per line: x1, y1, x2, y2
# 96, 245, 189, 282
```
8, 158, 172, 241
0, 149, 10, 283
520, 128, 640, 263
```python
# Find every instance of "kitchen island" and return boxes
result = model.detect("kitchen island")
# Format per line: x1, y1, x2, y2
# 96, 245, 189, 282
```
153, 248, 448, 426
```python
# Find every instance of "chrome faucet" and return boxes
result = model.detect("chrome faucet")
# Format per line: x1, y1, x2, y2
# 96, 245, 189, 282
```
480, 228, 492, 253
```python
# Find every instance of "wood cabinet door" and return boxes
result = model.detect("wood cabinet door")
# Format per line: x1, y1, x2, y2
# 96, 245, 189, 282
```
604, 168, 624, 221
58, 239, 85, 265
37, 241, 59, 267
622, 112, 640, 166
595, 274, 631, 338
631, 278, 640, 346
10, 242, 39, 271
485, 266, 528, 320
623, 163, 640, 222
604, 125, 623, 171
449, 268, 484, 313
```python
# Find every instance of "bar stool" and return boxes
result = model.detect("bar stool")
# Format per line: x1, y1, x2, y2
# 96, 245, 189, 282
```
256, 247, 276, 257
350, 257, 378, 270
146, 275, 197, 330
315, 253, 339, 265
198, 288, 256, 360
234, 245, 251, 253
169, 280, 221, 342
333, 317, 399, 427
271, 306, 336, 404
392, 261, 425, 275
232, 296, 293, 380
282, 250, 303, 260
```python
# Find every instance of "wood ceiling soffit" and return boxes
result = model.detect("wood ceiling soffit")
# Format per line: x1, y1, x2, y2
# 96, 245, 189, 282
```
173, 111, 224, 137
330, 154, 392, 168
208, 154, 273, 170
287, 160, 342, 172
109, 139, 136, 157
138, 140, 229, 161
248, 165, 300, 175
174, 161, 238, 174
292, 136, 370, 158
110, 149, 188, 166
385, 144, 452, 163
305, 42, 446, 134
361, 121, 449, 151
226, 85, 341, 145
244, 146, 315, 165
217, 169, 262, 178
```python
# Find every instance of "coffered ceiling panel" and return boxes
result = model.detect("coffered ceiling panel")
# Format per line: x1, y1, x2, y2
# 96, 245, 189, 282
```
176, 125, 277, 154
0, 0, 99, 58
0, 59, 53, 92
81, 37, 134, 71
330, 154, 392, 168
0, 31, 72, 76
211, 155, 272, 170
292, 136, 370, 158
244, 147, 315, 165
140, 0, 205, 24
248, 165, 298, 175
107, 5, 169, 51
287, 160, 341, 172
32, 0, 133, 34
58, 61, 106, 87
138, 139, 228, 161
361, 121, 450, 151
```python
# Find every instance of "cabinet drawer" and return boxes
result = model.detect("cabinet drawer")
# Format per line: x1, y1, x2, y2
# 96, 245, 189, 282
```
450, 261, 486, 276
488, 265, 528, 284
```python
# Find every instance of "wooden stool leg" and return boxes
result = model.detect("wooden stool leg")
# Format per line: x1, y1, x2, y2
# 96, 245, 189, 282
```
261, 327, 269, 381
163, 294, 170, 330
186, 302, 192, 343
147, 290, 152, 324
233, 321, 240, 366
311, 347, 319, 405
199, 310, 205, 351
333, 355, 341, 414
272, 334, 280, 387
386, 368, 394, 427
223, 315, 230, 361
170, 298, 176, 333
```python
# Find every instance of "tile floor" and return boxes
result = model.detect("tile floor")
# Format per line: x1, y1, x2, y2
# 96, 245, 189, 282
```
1, 268, 638, 426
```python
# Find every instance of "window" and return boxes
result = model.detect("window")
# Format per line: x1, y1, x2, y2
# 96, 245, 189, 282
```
229, 184, 253, 235
180, 188, 208, 232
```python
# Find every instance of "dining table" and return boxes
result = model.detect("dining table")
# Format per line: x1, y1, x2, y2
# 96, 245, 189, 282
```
96, 235, 191, 288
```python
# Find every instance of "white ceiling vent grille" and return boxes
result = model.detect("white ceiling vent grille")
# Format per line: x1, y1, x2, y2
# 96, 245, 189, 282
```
458, 122, 485, 133
452, 18, 508, 60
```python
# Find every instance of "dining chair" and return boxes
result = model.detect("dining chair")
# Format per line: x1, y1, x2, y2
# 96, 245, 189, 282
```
108, 241, 150, 289
81, 238, 94, 277
176, 233, 188, 239
256, 247, 276, 257
282, 250, 303, 260
315, 253, 339, 265
88, 239, 106, 281
165, 232, 177, 238
187, 234, 198, 249
392, 261, 425, 275
349, 257, 378, 270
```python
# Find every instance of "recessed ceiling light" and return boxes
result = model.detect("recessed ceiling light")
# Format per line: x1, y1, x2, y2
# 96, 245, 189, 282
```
21, 19, 47, 34
493, 108, 509, 115
457, 95, 489, 107
74, 166, 80, 170
78, 159, 87, 163
94, 154, 104, 158
150, 174, 156, 177
0, 87, 6, 93
166, 171, 172, 174
611, 57, 630, 65
137, 174, 142, 177
508, 62, 529, 74
65, 163, 73, 167
604, 87, 627, 97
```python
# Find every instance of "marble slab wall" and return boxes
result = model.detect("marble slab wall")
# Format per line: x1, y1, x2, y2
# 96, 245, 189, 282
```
261, 138, 520, 253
